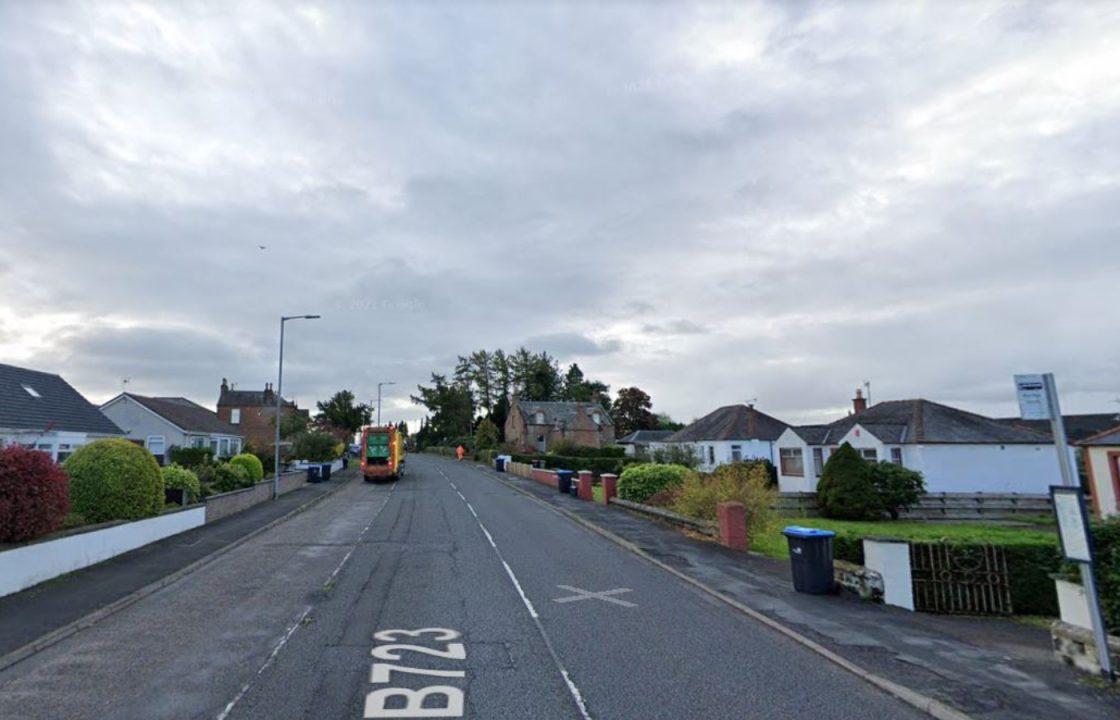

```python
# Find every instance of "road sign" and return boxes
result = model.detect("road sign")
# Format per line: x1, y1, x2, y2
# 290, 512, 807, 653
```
1014, 374, 1051, 421
1051, 487, 1093, 563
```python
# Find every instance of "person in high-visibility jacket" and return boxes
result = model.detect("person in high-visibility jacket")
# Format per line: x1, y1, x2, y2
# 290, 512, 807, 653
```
456, 445, 465, 461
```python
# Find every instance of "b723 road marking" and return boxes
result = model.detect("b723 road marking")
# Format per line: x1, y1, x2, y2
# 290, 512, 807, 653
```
364, 628, 466, 718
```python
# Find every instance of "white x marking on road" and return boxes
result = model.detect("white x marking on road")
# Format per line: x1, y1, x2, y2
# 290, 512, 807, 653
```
552, 585, 637, 608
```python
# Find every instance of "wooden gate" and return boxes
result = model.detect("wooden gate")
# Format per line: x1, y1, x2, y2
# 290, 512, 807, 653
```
909, 543, 1012, 615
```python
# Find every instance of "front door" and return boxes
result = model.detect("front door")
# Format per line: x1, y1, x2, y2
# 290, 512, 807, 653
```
537, 434, 546, 452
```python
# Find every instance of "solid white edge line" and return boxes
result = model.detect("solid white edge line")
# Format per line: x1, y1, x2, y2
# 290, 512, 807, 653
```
216, 604, 313, 720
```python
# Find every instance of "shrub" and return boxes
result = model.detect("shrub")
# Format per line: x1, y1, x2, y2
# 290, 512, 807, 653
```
64, 439, 164, 523
543, 455, 638, 477
548, 440, 626, 458
673, 462, 777, 534
161, 464, 201, 503
291, 430, 337, 462
254, 450, 275, 476
618, 463, 691, 503
649, 444, 701, 469
816, 443, 882, 520
474, 418, 500, 451
869, 462, 926, 519
0, 445, 71, 542
1063, 517, 1120, 631
199, 462, 251, 494
229, 453, 264, 483
168, 446, 212, 468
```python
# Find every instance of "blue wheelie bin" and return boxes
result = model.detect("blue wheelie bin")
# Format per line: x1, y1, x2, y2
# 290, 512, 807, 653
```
306, 465, 322, 484
495, 457, 506, 472
556, 470, 575, 495
782, 526, 837, 594
321, 462, 332, 482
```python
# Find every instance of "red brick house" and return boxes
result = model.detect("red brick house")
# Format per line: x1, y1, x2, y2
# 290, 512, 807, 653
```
215, 379, 309, 453
504, 399, 614, 453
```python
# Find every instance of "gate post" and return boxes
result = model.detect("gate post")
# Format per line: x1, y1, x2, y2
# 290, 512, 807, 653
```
863, 538, 914, 611
601, 474, 618, 505
577, 471, 594, 501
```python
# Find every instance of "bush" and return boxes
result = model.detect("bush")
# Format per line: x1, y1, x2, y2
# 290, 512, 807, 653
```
548, 440, 626, 458
869, 462, 926, 519
198, 463, 251, 494
160, 464, 201, 503
618, 463, 691, 503
291, 431, 337, 462
816, 443, 882, 520
474, 418, 500, 451
673, 462, 777, 536
649, 444, 701, 469
64, 439, 164, 523
229, 453, 264, 483
0, 445, 71, 542
543, 455, 638, 477
168, 446, 212, 468
1062, 517, 1120, 631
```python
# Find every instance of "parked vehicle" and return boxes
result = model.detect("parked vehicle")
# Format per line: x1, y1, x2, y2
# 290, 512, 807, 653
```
360, 425, 405, 482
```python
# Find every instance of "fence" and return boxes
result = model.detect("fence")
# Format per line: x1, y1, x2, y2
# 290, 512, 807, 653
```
776, 492, 1053, 520
909, 542, 1013, 615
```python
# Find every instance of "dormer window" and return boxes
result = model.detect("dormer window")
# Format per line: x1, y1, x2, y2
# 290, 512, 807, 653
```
592, 413, 601, 425
22, 384, 41, 398
534, 412, 545, 424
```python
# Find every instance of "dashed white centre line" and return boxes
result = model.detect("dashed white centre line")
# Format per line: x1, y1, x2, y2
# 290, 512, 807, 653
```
435, 463, 592, 720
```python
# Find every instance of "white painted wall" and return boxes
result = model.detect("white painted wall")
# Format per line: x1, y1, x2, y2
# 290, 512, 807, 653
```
775, 430, 814, 492
906, 443, 1069, 494
863, 538, 914, 611
1085, 446, 1119, 517
0, 507, 207, 598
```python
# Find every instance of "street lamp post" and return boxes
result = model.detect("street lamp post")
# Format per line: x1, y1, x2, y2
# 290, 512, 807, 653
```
377, 381, 396, 426
274, 314, 320, 499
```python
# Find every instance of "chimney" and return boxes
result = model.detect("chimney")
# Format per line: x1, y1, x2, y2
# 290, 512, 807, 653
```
852, 388, 867, 414
263, 382, 274, 403
221, 377, 229, 392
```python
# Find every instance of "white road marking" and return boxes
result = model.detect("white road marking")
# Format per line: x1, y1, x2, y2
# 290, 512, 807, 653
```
552, 585, 637, 608
326, 483, 396, 587
434, 461, 592, 720
216, 604, 313, 720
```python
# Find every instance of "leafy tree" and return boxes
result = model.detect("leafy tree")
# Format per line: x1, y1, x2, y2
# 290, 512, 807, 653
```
655, 413, 685, 431
816, 443, 882, 520
611, 387, 658, 437
315, 390, 371, 435
650, 443, 701, 469
411, 373, 475, 444
869, 461, 926, 520
272, 410, 310, 440
474, 418, 500, 450
291, 430, 338, 462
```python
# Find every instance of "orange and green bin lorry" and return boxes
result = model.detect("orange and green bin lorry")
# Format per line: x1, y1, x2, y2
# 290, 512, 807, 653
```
359, 425, 405, 482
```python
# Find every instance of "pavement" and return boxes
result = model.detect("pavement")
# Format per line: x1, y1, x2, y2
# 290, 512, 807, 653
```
0, 468, 350, 662
472, 459, 1120, 720
0, 454, 930, 719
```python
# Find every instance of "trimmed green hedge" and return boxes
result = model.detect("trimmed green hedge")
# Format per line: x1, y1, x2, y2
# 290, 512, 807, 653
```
64, 439, 164, 523
161, 464, 201, 503
196, 462, 252, 494
229, 453, 264, 483
618, 463, 691, 503
1062, 517, 1120, 631
541, 455, 638, 477
552, 445, 626, 458
168, 446, 212, 468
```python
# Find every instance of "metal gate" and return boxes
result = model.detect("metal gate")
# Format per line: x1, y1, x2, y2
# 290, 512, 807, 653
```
909, 543, 1012, 615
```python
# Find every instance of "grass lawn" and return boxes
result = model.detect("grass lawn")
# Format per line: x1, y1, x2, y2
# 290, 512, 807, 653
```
751, 516, 1058, 560
593, 485, 604, 503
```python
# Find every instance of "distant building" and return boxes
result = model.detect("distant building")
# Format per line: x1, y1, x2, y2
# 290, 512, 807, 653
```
616, 429, 675, 457
216, 379, 308, 453
504, 399, 614, 453
0, 362, 123, 462
662, 404, 789, 471
1078, 425, 1120, 518
99, 393, 243, 464
774, 391, 1068, 494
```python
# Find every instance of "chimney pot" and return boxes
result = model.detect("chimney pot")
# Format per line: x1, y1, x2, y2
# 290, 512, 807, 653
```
853, 388, 867, 414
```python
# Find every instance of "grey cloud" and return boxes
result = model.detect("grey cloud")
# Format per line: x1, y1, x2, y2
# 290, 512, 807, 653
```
524, 333, 623, 359
641, 320, 708, 336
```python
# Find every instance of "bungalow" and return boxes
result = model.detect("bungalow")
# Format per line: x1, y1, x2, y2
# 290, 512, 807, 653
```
99, 393, 244, 464
662, 404, 789, 471
774, 391, 1068, 494
0, 362, 123, 462
616, 429, 675, 457
1078, 425, 1120, 518
504, 399, 614, 453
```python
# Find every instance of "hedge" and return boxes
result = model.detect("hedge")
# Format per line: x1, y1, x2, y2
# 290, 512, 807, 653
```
161, 464, 201, 504
828, 530, 1061, 616
1062, 517, 1120, 631
196, 462, 252, 494
618, 463, 692, 503
229, 453, 264, 483
550, 445, 626, 459
541, 455, 638, 477
0, 445, 70, 542
64, 439, 164, 523
168, 446, 212, 468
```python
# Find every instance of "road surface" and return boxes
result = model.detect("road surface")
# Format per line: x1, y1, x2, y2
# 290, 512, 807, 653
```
0, 454, 925, 719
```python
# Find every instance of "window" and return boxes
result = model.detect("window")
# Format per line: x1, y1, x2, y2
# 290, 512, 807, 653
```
230, 439, 241, 455
146, 436, 166, 456
22, 384, 41, 398
56, 443, 73, 463
707, 446, 715, 465
812, 447, 824, 475
534, 412, 545, 424
780, 447, 804, 476
220, 438, 230, 457
592, 413, 601, 425
890, 447, 903, 465
731, 445, 742, 462
859, 448, 878, 463
230, 408, 241, 424
210, 439, 220, 454
191, 436, 207, 449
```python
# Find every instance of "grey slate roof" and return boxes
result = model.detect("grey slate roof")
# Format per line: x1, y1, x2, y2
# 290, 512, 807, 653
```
1079, 425, 1120, 447
815, 399, 1049, 445
665, 405, 789, 443
787, 425, 829, 444
518, 400, 613, 426
0, 363, 123, 435
617, 430, 675, 444
122, 394, 241, 435
218, 389, 295, 408
996, 414, 1120, 444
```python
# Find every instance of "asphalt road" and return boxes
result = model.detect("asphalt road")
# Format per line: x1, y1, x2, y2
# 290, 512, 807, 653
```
0, 454, 926, 719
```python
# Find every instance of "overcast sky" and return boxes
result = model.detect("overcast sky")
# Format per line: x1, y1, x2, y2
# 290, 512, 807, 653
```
1, 1, 1118, 428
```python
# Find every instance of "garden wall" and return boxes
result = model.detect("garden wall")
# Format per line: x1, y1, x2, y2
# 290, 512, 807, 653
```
0, 506, 207, 598
204, 470, 307, 523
